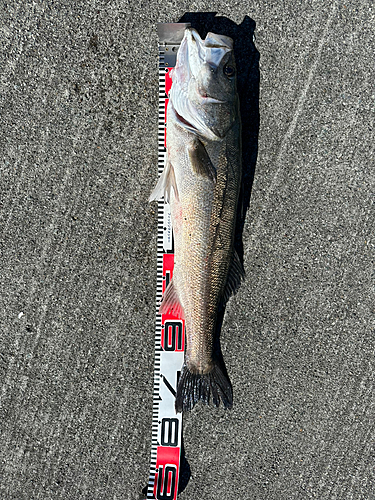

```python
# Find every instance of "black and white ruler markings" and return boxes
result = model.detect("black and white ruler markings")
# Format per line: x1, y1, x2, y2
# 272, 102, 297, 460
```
146, 23, 190, 500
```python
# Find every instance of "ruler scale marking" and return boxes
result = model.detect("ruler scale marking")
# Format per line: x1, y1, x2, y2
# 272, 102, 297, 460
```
145, 23, 191, 500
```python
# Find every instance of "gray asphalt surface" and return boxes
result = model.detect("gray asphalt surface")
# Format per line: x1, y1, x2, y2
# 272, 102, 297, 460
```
0, 1, 374, 499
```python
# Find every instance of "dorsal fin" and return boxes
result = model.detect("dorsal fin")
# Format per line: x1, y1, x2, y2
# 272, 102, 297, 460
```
222, 250, 245, 304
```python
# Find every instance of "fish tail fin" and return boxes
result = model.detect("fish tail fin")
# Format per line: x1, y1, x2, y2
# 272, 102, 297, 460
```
175, 362, 233, 413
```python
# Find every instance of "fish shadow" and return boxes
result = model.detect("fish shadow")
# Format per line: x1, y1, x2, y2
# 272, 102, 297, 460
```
177, 12, 260, 495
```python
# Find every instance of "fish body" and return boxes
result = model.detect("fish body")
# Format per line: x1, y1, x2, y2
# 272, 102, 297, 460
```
150, 28, 243, 412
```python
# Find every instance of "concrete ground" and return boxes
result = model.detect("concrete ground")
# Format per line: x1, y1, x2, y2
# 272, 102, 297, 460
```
0, 1, 374, 499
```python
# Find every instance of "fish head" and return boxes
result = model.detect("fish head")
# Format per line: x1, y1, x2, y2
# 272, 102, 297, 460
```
170, 28, 238, 141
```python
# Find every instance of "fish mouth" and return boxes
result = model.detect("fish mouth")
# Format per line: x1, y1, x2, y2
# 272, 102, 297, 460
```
188, 27, 233, 50
198, 90, 225, 104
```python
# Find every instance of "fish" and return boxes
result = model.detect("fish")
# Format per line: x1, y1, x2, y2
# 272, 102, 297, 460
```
150, 28, 244, 412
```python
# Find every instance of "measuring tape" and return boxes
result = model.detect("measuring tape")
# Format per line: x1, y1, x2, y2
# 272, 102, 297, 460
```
145, 23, 191, 500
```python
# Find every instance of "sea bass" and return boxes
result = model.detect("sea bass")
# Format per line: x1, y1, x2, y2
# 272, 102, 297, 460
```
150, 28, 243, 412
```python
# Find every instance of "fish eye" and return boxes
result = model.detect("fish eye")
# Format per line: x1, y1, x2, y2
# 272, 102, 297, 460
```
223, 65, 235, 77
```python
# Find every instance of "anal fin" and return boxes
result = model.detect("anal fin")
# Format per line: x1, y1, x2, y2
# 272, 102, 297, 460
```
159, 279, 184, 319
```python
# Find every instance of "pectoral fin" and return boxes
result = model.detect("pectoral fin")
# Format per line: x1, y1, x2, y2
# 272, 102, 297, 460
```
188, 139, 217, 183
